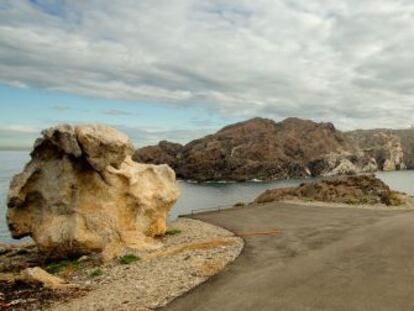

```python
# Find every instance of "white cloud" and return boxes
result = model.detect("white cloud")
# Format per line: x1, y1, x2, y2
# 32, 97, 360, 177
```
0, 124, 40, 134
1, 0, 414, 130
0, 122, 214, 149
0, 124, 41, 149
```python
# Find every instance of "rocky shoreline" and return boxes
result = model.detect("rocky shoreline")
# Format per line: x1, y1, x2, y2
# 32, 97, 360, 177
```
0, 218, 243, 311
254, 174, 413, 208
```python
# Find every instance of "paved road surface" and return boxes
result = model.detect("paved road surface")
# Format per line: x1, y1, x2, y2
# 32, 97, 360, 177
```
162, 203, 414, 311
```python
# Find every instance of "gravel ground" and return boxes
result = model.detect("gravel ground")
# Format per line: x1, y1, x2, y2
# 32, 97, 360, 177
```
50, 218, 243, 311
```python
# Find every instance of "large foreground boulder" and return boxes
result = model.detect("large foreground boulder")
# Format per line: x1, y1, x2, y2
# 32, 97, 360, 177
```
7, 124, 179, 260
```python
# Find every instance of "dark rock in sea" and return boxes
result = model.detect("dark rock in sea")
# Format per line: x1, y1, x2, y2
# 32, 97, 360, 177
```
133, 117, 377, 182
254, 174, 405, 206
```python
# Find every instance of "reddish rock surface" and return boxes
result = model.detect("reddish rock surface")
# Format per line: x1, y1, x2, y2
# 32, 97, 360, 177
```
133, 117, 375, 182
255, 174, 404, 206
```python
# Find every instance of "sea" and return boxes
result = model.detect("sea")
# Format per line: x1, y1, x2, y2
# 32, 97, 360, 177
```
1, 150, 413, 243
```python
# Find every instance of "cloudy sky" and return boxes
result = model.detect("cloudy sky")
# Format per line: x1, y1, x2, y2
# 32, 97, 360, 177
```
1, 0, 414, 149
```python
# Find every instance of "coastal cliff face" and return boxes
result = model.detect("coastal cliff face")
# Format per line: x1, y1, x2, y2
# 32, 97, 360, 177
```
133, 117, 377, 182
7, 124, 179, 260
396, 128, 414, 169
346, 129, 414, 170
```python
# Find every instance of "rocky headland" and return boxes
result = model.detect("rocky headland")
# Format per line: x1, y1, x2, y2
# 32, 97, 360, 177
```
254, 174, 410, 207
134, 117, 379, 182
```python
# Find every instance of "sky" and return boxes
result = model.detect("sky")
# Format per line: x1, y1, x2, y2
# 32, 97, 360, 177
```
1, 0, 414, 149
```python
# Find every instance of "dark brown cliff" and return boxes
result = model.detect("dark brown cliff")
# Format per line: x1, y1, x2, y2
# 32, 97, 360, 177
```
133, 117, 377, 182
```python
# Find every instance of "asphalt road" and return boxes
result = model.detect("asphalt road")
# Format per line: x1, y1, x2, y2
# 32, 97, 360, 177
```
162, 203, 414, 311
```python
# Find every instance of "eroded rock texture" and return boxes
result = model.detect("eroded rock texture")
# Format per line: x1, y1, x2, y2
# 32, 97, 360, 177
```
7, 125, 179, 260
255, 175, 404, 206
346, 130, 406, 171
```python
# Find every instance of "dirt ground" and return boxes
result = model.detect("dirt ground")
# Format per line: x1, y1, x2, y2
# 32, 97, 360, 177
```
163, 202, 414, 311
0, 219, 243, 311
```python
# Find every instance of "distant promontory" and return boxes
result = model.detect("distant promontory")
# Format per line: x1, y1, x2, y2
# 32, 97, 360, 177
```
133, 117, 414, 182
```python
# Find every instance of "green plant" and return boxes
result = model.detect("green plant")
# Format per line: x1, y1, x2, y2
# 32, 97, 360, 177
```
119, 254, 139, 265
71, 260, 81, 271
46, 261, 69, 274
165, 229, 182, 236
89, 268, 104, 278
45, 259, 81, 274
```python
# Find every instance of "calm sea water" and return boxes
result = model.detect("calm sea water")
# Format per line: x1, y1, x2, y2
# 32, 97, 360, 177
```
0, 151, 30, 243
1, 151, 413, 243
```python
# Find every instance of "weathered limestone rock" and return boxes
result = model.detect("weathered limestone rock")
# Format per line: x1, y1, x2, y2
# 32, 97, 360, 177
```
7, 124, 179, 260
307, 152, 377, 177
346, 130, 406, 171
75, 125, 134, 171
326, 158, 358, 176
21, 267, 70, 289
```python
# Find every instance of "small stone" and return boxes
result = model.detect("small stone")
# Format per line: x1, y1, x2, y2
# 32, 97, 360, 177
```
21, 267, 72, 290
77, 255, 89, 262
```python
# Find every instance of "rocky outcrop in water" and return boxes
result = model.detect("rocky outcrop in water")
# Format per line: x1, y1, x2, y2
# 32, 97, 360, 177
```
7, 124, 179, 260
133, 117, 377, 182
255, 175, 404, 206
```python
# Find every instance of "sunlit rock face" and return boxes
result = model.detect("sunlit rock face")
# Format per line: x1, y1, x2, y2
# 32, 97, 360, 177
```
7, 124, 179, 260
134, 117, 378, 181
346, 130, 406, 171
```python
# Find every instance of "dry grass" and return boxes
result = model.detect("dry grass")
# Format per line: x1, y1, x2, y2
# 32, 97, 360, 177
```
387, 191, 405, 206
